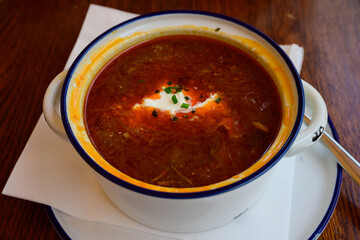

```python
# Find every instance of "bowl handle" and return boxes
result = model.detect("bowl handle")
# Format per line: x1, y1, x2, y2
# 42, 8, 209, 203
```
285, 80, 328, 157
43, 70, 69, 142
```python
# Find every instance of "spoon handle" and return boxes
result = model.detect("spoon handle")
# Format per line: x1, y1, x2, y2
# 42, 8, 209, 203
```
304, 114, 360, 187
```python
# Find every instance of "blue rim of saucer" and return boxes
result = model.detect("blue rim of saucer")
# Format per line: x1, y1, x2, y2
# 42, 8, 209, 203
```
44, 116, 342, 240
308, 116, 342, 239
60, 10, 305, 199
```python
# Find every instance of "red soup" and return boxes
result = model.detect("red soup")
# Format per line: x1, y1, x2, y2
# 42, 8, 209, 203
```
84, 35, 282, 188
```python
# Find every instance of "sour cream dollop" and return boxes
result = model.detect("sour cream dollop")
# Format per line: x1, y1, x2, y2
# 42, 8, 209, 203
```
133, 87, 218, 115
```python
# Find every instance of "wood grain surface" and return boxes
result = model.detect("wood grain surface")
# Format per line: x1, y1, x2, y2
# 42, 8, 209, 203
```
1, 0, 359, 239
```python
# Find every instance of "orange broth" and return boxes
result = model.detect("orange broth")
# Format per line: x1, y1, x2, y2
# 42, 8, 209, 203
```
84, 35, 282, 188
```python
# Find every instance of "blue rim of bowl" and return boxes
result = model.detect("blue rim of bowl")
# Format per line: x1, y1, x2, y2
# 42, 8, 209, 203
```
44, 116, 342, 240
60, 10, 304, 199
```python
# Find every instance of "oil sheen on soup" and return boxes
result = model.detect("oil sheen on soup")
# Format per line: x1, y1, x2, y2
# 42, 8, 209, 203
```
84, 35, 282, 188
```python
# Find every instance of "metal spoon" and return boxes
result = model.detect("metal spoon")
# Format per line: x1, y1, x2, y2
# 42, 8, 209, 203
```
304, 113, 360, 186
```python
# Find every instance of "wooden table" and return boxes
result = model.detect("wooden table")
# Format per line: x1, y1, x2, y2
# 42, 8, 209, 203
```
1, 0, 359, 239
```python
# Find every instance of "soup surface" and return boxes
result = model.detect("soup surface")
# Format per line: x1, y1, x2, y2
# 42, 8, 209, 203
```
85, 35, 282, 188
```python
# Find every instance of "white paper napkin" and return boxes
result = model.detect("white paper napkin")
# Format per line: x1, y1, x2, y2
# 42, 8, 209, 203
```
3, 4, 304, 240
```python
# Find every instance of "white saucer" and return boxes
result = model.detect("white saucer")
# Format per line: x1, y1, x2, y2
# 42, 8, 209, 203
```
45, 119, 342, 240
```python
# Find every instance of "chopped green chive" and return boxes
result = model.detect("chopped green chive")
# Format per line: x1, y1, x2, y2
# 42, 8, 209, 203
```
215, 27, 221, 32
172, 116, 178, 122
164, 86, 182, 93
167, 81, 173, 85
139, 80, 145, 83
184, 96, 190, 100
215, 97, 222, 103
172, 95, 178, 104
152, 110, 158, 118
183, 115, 189, 118
175, 87, 182, 93
181, 103, 189, 109
155, 89, 160, 93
